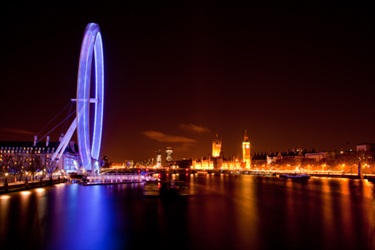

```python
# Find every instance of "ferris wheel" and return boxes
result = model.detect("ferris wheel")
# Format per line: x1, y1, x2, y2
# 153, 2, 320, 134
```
50, 23, 104, 174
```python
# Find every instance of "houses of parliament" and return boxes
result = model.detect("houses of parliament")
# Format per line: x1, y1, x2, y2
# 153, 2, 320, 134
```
191, 131, 251, 170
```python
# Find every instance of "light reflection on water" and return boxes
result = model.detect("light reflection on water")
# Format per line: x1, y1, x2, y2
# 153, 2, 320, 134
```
0, 175, 374, 250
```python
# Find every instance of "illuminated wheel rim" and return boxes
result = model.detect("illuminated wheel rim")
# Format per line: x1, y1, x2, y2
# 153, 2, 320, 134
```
76, 23, 104, 170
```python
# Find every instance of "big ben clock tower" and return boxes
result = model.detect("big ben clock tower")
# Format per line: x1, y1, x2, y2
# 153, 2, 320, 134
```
242, 130, 251, 168
212, 133, 222, 158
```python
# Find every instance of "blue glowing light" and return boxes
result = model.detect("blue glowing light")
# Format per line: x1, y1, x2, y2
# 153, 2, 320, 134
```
76, 23, 104, 170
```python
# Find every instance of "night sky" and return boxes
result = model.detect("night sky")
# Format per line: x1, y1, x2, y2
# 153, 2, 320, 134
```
1, 2, 374, 163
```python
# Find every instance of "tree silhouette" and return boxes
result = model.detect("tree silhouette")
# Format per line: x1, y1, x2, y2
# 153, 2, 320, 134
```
26, 152, 42, 181
9, 154, 26, 181
44, 158, 59, 180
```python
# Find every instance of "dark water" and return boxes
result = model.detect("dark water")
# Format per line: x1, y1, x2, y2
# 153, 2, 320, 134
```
1, 174, 374, 250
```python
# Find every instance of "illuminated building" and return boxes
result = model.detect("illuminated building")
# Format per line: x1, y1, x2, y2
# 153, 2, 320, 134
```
127, 160, 134, 168
242, 130, 251, 168
192, 156, 244, 170
356, 143, 375, 152
166, 147, 173, 162
156, 150, 162, 168
110, 162, 126, 169
135, 159, 153, 168
212, 134, 222, 157
252, 153, 267, 166
267, 151, 278, 165
304, 152, 325, 162
0, 135, 80, 173
192, 157, 214, 169
274, 148, 305, 166
191, 133, 246, 170
166, 159, 192, 168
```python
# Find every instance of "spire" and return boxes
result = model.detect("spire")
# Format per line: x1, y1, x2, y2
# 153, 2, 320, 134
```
243, 129, 249, 142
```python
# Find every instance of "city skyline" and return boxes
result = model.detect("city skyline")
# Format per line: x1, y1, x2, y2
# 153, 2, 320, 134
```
1, 2, 374, 162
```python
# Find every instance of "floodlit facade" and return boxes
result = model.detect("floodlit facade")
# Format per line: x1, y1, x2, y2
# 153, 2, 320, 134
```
0, 136, 80, 174
356, 143, 375, 152
166, 147, 173, 162
156, 150, 162, 168
192, 156, 244, 170
212, 134, 222, 157
242, 130, 251, 168
304, 152, 326, 162
191, 133, 247, 170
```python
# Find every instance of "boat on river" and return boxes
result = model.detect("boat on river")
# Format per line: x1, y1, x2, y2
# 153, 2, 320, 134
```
280, 173, 310, 179
261, 173, 274, 177
141, 171, 160, 182
197, 171, 208, 174
143, 181, 160, 196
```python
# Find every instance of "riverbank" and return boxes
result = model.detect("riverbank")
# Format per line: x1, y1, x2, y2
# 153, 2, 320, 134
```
0, 177, 67, 193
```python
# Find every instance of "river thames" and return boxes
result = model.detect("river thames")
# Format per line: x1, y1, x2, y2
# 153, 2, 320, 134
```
1, 174, 374, 250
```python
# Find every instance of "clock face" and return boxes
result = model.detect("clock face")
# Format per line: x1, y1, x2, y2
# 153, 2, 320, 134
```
246, 145, 249, 149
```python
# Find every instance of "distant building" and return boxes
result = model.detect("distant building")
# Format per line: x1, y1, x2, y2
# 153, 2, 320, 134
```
122, 160, 134, 168
242, 130, 251, 169
275, 148, 304, 165
156, 150, 162, 168
266, 151, 278, 165
135, 158, 154, 168
265, 149, 305, 166
192, 155, 244, 170
166, 147, 173, 162
259, 147, 338, 167
0, 135, 80, 173
212, 134, 222, 157
110, 162, 125, 168
357, 143, 375, 152
252, 153, 267, 166
191, 133, 246, 170
169, 159, 192, 169
304, 152, 326, 162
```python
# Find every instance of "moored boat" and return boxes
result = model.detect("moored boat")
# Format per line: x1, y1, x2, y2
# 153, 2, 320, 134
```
261, 173, 273, 177
280, 173, 310, 179
143, 181, 160, 196
197, 171, 208, 174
